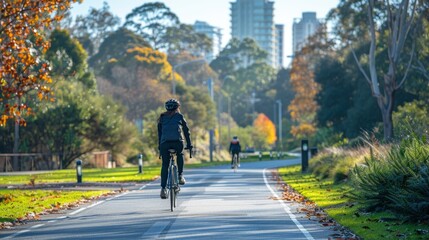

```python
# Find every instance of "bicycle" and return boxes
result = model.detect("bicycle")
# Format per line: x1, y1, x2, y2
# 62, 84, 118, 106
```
167, 147, 192, 212
231, 152, 239, 172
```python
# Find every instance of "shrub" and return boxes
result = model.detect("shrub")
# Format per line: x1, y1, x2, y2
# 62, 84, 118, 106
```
350, 135, 429, 221
310, 147, 368, 183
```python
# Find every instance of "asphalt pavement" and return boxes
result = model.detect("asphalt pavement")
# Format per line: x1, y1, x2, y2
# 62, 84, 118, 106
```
0, 159, 340, 240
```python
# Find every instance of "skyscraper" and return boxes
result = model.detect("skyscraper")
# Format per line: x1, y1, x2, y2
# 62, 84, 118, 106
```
292, 12, 323, 54
275, 24, 284, 68
193, 21, 222, 62
230, 0, 278, 68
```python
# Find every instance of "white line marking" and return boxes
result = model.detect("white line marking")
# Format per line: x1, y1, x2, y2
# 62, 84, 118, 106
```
141, 221, 170, 239
69, 207, 87, 215
2, 229, 30, 239
47, 220, 56, 223
139, 182, 151, 190
30, 224, 44, 229
87, 200, 105, 208
56, 216, 67, 220
263, 168, 315, 240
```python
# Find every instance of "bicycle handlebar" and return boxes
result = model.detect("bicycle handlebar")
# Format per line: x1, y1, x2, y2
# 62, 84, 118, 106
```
184, 147, 193, 158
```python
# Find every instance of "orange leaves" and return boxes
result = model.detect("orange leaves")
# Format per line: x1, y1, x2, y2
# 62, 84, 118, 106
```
1, 0, 77, 126
253, 113, 277, 145
288, 51, 320, 138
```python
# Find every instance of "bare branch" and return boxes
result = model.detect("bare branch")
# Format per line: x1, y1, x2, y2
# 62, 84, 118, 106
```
413, 60, 429, 80
395, 0, 417, 63
397, 42, 415, 89
350, 48, 372, 86
368, 0, 381, 97
386, 0, 394, 59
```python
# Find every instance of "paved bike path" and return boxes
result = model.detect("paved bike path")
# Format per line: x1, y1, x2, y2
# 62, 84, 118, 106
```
1, 159, 338, 239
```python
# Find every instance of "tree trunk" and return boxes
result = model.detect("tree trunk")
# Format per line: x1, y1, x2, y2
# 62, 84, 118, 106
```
376, 75, 396, 141
12, 98, 21, 171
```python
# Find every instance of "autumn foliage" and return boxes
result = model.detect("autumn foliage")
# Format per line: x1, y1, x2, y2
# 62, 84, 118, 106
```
288, 48, 320, 138
0, 0, 78, 126
253, 113, 277, 146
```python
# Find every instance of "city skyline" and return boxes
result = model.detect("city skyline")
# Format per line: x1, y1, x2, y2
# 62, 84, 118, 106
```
70, 0, 340, 66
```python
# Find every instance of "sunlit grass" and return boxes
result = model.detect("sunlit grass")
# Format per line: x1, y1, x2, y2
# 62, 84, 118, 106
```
0, 167, 161, 185
279, 165, 429, 240
0, 189, 108, 222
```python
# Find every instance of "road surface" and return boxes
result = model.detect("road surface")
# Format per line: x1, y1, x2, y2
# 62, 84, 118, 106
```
1, 159, 338, 239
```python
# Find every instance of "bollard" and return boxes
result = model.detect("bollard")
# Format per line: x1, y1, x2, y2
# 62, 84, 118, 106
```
278, 152, 281, 159
270, 151, 273, 160
301, 140, 309, 173
258, 151, 262, 161
76, 159, 82, 183
138, 154, 143, 174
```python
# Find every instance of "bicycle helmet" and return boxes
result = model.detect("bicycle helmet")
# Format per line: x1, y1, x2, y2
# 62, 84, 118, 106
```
165, 98, 180, 111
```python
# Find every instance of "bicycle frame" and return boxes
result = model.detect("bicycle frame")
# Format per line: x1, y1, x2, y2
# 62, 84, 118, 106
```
167, 149, 179, 212
165, 147, 192, 212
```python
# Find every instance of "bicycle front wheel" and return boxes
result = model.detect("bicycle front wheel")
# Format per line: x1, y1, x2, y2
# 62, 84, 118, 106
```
170, 186, 175, 212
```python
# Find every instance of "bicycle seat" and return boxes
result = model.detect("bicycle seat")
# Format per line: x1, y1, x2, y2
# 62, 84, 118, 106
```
168, 149, 176, 154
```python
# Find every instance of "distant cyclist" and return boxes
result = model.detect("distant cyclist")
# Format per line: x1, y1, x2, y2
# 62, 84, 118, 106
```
158, 98, 192, 199
229, 136, 241, 168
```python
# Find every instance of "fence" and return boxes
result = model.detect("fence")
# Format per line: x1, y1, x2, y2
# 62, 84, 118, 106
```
0, 153, 59, 172
0, 151, 113, 172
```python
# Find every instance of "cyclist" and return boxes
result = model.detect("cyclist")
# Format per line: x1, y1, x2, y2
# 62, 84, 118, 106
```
158, 98, 192, 199
229, 136, 241, 168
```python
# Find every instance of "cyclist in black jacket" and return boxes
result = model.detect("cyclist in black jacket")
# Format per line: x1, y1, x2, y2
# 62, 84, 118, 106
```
229, 136, 241, 168
157, 99, 192, 199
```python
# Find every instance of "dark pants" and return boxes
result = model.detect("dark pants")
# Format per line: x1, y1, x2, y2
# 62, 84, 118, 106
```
231, 151, 240, 165
160, 141, 184, 188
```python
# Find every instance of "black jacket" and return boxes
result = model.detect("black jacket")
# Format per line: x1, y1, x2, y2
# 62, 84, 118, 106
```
229, 140, 241, 153
158, 112, 191, 147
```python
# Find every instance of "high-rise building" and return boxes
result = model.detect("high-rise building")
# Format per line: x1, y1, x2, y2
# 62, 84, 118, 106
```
230, 0, 279, 68
275, 24, 284, 68
193, 21, 222, 62
292, 12, 323, 54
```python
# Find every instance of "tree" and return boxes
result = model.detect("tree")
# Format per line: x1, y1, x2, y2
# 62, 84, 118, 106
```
164, 23, 212, 56
253, 113, 277, 149
69, 1, 121, 55
46, 29, 96, 89
20, 80, 136, 168
210, 38, 276, 126
288, 51, 320, 138
89, 27, 150, 72
0, 0, 78, 126
349, 0, 422, 141
1, 0, 78, 169
124, 2, 179, 50
315, 56, 353, 134
97, 45, 174, 120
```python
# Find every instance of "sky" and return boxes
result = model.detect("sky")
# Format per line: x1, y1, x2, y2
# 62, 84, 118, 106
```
70, 0, 340, 66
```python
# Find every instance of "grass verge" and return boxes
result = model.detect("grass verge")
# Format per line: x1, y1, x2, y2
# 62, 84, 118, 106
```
0, 189, 109, 223
0, 167, 161, 185
279, 165, 429, 240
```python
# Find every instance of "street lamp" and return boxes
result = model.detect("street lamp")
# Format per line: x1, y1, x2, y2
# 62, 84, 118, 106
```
276, 100, 282, 150
172, 59, 206, 95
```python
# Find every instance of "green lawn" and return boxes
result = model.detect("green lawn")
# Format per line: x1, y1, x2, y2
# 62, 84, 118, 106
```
0, 189, 108, 223
279, 165, 429, 240
0, 166, 161, 185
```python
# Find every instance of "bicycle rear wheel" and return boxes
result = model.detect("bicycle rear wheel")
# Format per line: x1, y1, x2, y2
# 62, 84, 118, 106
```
233, 154, 238, 172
